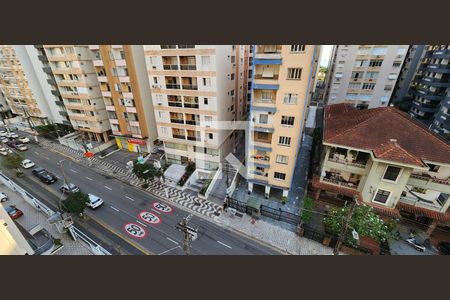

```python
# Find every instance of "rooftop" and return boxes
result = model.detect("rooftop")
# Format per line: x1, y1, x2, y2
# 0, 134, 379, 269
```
323, 104, 450, 167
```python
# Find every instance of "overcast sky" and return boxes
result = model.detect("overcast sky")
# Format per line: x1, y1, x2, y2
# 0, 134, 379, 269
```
319, 45, 333, 67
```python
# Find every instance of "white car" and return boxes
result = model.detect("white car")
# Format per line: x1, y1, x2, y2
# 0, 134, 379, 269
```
0, 147, 8, 156
0, 137, 8, 143
87, 194, 104, 209
0, 131, 7, 137
6, 132, 18, 139
15, 144, 28, 151
18, 137, 30, 143
0, 192, 7, 202
21, 159, 35, 169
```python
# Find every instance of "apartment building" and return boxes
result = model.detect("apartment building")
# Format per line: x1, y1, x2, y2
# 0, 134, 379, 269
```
89, 45, 158, 152
0, 45, 57, 125
0, 90, 13, 120
1, 203, 34, 255
144, 45, 245, 171
247, 45, 320, 198
313, 103, 450, 234
44, 45, 111, 143
407, 45, 450, 140
326, 45, 408, 109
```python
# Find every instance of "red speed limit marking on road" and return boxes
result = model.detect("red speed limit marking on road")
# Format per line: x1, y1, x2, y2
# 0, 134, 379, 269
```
152, 202, 173, 214
138, 211, 162, 225
123, 223, 148, 239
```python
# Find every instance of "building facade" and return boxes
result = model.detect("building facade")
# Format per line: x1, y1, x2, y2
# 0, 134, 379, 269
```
0, 90, 13, 121
144, 45, 246, 171
313, 103, 450, 234
43, 45, 111, 143
326, 45, 408, 109
89, 45, 158, 152
247, 45, 320, 198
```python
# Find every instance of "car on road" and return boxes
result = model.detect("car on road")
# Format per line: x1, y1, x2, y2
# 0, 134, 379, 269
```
0, 192, 7, 202
59, 183, 80, 194
6, 132, 19, 139
438, 241, 450, 255
5, 205, 23, 220
17, 136, 30, 143
0, 137, 8, 143
32, 167, 58, 184
0, 131, 7, 137
21, 159, 35, 169
86, 194, 104, 209
14, 143, 28, 151
0, 147, 9, 156
5, 140, 17, 148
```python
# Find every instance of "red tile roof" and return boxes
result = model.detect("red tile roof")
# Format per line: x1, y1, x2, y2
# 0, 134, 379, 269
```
324, 104, 450, 167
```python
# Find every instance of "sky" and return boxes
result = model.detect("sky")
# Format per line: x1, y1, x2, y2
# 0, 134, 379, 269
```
319, 45, 333, 67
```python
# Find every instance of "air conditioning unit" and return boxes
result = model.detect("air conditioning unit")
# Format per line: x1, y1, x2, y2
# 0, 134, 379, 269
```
152, 66, 157, 70
152, 84, 161, 89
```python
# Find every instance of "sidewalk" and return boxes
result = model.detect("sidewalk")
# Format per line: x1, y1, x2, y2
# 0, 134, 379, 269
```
216, 212, 335, 255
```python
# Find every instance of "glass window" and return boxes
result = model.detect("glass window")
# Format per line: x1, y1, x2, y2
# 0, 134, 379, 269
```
279, 136, 291, 146
201, 56, 210, 65
383, 166, 402, 182
372, 47, 387, 55
259, 114, 268, 124
291, 45, 305, 52
276, 155, 288, 164
287, 68, 302, 80
283, 93, 298, 104
373, 189, 391, 204
281, 116, 295, 126
274, 172, 286, 180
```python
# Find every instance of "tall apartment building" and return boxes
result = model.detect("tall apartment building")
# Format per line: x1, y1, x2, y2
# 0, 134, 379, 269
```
247, 45, 320, 198
326, 45, 408, 109
407, 45, 450, 140
144, 45, 245, 171
0, 45, 60, 126
89, 45, 158, 152
0, 90, 13, 120
43, 45, 111, 143
390, 45, 426, 108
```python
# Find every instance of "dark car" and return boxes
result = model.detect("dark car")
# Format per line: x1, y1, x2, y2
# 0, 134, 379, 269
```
32, 167, 58, 184
59, 183, 80, 194
438, 242, 450, 255
5, 140, 17, 148
5, 205, 24, 220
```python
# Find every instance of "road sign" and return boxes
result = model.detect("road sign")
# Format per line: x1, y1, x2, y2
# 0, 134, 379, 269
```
124, 223, 147, 239
152, 202, 173, 213
138, 211, 161, 225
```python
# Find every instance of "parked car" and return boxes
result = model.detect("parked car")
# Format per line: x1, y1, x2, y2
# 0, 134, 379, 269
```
59, 183, 80, 194
17, 136, 30, 143
21, 159, 35, 169
0, 137, 8, 143
5, 140, 17, 148
6, 132, 18, 139
0, 192, 7, 202
438, 241, 450, 255
5, 205, 23, 220
14, 143, 28, 151
0, 147, 8, 156
32, 167, 58, 184
86, 194, 104, 209
0, 131, 7, 137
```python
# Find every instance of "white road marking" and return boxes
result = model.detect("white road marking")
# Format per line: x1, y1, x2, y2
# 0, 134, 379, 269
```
166, 237, 179, 245
158, 246, 181, 255
70, 169, 78, 173
151, 208, 162, 215
110, 206, 120, 212
34, 151, 40, 155
43, 156, 50, 160
136, 220, 148, 228
217, 241, 232, 249
104, 185, 112, 190
86, 177, 93, 181
125, 196, 135, 202
56, 176, 62, 179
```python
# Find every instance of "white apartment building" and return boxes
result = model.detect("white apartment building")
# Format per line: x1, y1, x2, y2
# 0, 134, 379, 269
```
327, 45, 409, 109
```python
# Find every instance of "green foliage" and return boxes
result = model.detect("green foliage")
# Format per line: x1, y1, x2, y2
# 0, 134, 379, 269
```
178, 162, 196, 186
323, 203, 395, 246
319, 66, 328, 74
133, 161, 161, 183
301, 197, 314, 224
62, 191, 88, 215
2, 153, 24, 172
199, 179, 212, 195
281, 196, 288, 204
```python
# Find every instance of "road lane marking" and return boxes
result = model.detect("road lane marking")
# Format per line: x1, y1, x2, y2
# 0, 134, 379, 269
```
86, 177, 93, 181
158, 246, 181, 255
43, 156, 50, 160
110, 206, 120, 212
56, 176, 62, 179
217, 241, 232, 249
151, 208, 162, 215
166, 237, 179, 245
104, 185, 112, 190
34, 151, 40, 155
136, 220, 148, 228
70, 169, 78, 173
125, 196, 135, 202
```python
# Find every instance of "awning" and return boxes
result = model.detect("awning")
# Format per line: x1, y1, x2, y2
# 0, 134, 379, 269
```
246, 197, 262, 211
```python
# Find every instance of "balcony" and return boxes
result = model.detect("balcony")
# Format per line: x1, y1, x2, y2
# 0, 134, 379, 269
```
162, 56, 178, 70
163, 64, 179, 70
88, 45, 99, 50
97, 76, 108, 82
170, 119, 184, 124
251, 154, 270, 162
187, 135, 200, 141
168, 101, 183, 107
409, 173, 450, 189
93, 60, 104, 67
115, 59, 127, 67
321, 177, 359, 190
179, 56, 196, 70
327, 157, 368, 169
173, 134, 186, 140
185, 119, 199, 126
105, 105, 115, 111
254, 45, 282, 61
399, 196, 444, 212
166, 84, 181, 89
101, 91, 112, 97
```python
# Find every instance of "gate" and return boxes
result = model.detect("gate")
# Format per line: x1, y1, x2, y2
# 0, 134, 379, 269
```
228, 198, 247, 213
260, 205, 300, 226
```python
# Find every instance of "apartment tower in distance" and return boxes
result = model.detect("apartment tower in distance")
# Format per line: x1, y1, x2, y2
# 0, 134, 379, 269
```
144, 45, 247, 173
43, 45, 111, 143
247, 45, 320, 198
89, 45, 158, 152
326, 45, 408, 109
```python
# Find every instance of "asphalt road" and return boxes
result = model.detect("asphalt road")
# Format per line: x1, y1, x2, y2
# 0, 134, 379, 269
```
1, 140, 281, 255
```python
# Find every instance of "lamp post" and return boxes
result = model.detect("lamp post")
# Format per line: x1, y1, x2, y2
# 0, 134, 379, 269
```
57, 159, 68, 210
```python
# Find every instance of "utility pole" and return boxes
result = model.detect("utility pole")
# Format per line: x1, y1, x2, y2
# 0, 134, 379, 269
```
57, 159, 68, 211
175, 214, 197, 255
333, 199, 357, 255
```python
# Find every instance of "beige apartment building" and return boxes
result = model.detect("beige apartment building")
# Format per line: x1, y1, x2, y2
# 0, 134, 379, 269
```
313, 103, 450, 233
89, 45, 158, 152
247, 45, 320, 198
43, 45, 111, 143
144, 45, 246, 171
327, 45, 408, 109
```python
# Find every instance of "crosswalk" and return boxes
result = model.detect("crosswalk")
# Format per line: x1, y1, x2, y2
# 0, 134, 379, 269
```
29, 134, 222, 218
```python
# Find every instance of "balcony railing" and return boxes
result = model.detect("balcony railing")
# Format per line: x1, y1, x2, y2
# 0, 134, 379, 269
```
184, 102, 199, 108
399, 196, 443, 211
172, 134, 186, 139
254, 74, 279, 80
180, 64, 196, 70
168, 102, 183, 107
187, 136, 200, 141
321, 177, 358, 190
182, 84, 198, 90
327, 157, 367, 169
166, 84, 181, 89
251, 155, 270, 161
163, 64, 178, 70
170, 119, 184, 124
253, 98, 275, 104
185, 120, 199, 125
410, 173, 450, 186
250, 170, 268, 177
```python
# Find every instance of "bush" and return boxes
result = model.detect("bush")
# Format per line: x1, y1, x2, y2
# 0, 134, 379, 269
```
199, 179, 212, 195
281, 196, 288, 204
301, 197, 314, 224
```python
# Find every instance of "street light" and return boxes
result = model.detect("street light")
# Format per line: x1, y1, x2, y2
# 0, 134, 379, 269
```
57, 159, 68, 211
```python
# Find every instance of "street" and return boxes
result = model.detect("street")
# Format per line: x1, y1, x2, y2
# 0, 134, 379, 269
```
1, 140, 281, 255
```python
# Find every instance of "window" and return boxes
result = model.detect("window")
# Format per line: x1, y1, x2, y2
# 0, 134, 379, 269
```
396, 48, 407, 57
259, 114, 268, 124
257, 132, 269, 140
283, 93, 298, 104
261, 91, 272, 101
373, 189, 391, 204
383, 166, 402, 182
354, 60, 368, 67
201, 56, 210, 65
384, 85, 393, 91
357, 46, 371, 55
365, 72, 379, 80
230, 56, 235, 64
203, 78, 211, 87
287, 68, 302, 80
279, 136, 291, 146
203, 98, 208, 105
274, 172, 286, 180
388, 73, 397, 80
362, 83, 375, 90
392, 61, 402, 67
427, 164, 440, 172
281, 116, 295, 126
372, 47, 387, 55
291, 45, 305, 52
208, 133, 213, 139
348, 83, 361, 90
369, 59, 383, 67
351, 71, 364, 79
276, 155, 288, 164
335, 72, 343, 78
345, 93, 358, 100
230, 73, 235, 80
153, 77, 158, 84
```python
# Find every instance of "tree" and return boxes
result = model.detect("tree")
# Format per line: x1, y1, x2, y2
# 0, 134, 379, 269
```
133, 161, 161, 185
62, 191, 88, 216
301, 196, 314, 225
323, 203, 396, 247
2, 152, 24, 177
